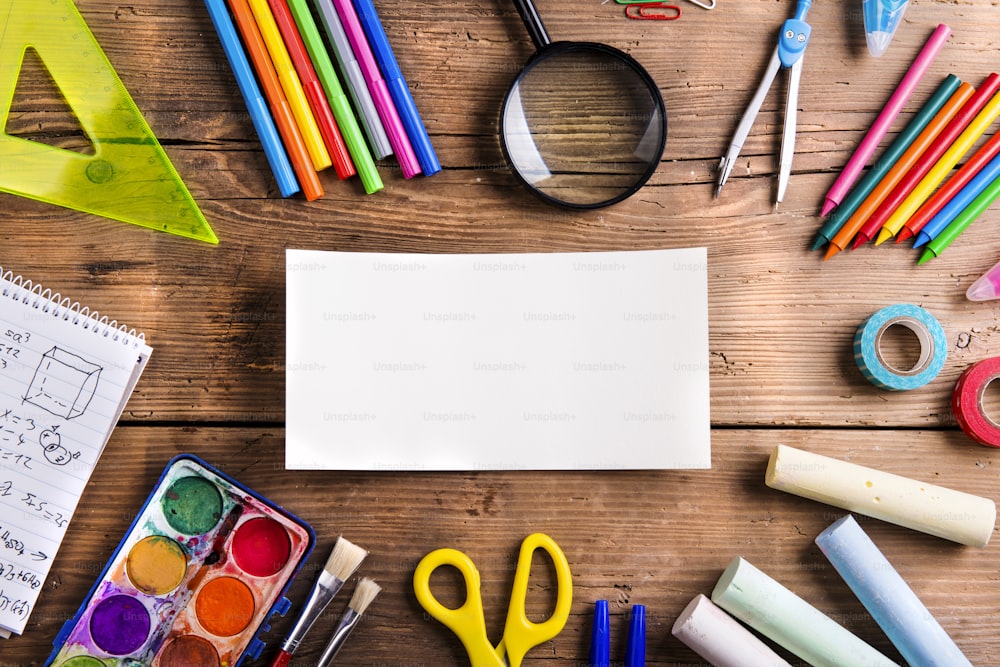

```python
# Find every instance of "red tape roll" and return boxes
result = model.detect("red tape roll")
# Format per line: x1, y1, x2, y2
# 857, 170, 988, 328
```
952, 356, 1000, 447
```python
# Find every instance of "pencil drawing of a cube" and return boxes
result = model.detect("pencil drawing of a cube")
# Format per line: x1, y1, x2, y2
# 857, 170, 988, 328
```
24, 346, 102, 419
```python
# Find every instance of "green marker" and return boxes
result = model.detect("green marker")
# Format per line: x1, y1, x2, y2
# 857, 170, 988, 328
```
919, 170, 1000, 264
285, 0, 383, 194
811, 74, 961, 251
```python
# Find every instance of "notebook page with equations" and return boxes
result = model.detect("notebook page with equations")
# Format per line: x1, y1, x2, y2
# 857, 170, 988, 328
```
286, 248, 710, 471
0, 267, 151, 636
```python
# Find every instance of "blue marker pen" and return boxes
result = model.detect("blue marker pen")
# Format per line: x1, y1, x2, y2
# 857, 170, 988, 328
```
588, 600, 610, 667
625, 604, 646, 667
863, 0, 909, 57
203, 0, 299, 197
351, 0, 442, 176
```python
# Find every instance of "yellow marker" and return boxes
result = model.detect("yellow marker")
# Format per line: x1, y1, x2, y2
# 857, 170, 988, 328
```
246, 0, 331, 171
877, 89, 1000, 245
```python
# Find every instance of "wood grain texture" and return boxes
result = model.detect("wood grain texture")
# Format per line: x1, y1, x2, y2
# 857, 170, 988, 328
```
2, 0, 1000, 663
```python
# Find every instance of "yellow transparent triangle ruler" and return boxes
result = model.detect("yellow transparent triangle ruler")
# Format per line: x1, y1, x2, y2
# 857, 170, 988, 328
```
0, 0, 218, 244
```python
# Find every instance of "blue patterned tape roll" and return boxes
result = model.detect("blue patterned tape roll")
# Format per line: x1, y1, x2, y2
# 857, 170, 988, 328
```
853, 304, 947, 391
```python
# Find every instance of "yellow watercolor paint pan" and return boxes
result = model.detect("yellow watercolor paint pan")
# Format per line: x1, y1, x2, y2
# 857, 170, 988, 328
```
44, 454, 315, 666
0, 0, 218, 244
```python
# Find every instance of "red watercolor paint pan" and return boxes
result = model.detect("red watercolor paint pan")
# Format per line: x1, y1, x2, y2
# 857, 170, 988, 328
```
44, 454, 315, 666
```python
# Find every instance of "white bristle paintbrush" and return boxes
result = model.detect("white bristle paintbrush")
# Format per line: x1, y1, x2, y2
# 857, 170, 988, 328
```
268, 536, 368, 667
316, 577, 382, 666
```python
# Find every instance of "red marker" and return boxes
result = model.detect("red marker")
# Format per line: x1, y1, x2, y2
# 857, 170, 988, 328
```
268, 0, 356, 179
850, 72, 1000, 249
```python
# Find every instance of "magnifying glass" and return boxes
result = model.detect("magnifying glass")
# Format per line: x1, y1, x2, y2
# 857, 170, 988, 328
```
500, 0, 668, 209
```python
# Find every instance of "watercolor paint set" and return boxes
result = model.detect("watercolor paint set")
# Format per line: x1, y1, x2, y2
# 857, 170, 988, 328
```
45, 454, 315, 666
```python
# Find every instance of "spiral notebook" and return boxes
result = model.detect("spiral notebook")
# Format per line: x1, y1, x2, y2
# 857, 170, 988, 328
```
0, 266, 151, 637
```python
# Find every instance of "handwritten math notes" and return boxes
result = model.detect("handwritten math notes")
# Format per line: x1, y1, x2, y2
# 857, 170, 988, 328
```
0, 270, 150, 636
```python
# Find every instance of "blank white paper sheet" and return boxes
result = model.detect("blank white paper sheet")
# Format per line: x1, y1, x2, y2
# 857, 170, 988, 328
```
285, 248, 710, 470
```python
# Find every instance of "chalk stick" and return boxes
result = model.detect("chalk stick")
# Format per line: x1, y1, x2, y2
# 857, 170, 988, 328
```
711, 556, 898, 667
765, 444, 995, 547
672, 594, 792, 667
816, 515, 973, 667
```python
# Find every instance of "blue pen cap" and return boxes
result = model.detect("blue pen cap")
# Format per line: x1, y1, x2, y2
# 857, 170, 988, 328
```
589, 600, 610, 667
625, 604, 646, 667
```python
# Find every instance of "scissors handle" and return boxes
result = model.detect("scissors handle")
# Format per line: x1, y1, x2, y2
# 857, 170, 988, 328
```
414, 547, 506, 667
501, 533, 574, 667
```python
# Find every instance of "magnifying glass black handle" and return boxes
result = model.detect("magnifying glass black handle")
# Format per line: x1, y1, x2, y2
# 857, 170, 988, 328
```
511, 0, 550, 49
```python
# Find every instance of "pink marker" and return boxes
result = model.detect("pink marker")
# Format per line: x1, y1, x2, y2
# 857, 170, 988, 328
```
821, 23, 951, 217
328, 0, 421, 178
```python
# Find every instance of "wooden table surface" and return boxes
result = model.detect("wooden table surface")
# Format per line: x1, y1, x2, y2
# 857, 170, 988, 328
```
4, 0, 1000, 664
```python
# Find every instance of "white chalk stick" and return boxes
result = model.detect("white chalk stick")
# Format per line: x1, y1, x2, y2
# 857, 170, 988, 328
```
711, 556, 898, 667
817, 515, 973, 667
765, 444, 995, 547
672, 594, 792, 667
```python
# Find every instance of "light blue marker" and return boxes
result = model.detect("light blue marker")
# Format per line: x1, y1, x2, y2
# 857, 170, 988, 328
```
203, 0, 299, 197
863, 0, 909, 57
817, 515, 973, 667
914, 151, 1000, 248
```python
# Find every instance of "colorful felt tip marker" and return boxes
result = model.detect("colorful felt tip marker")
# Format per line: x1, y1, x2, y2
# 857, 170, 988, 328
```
967, 256, 1000, 301
203, 0, 299, 198
312, 0, 393, 160
589, 600, 610, 667
248, 0, 332, 172
286, 0, 383, 193
919, 168, 1000, 264
811, 74, 960, 251
820, 23, 950, 216
227, 0, 324, 200
330, 0, 421, 178
352, 0, 441, 176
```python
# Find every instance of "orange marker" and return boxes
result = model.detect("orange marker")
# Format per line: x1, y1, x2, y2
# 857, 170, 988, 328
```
268, 0, 355, 180
824, 82, 974, 260
227, 0, 324, 200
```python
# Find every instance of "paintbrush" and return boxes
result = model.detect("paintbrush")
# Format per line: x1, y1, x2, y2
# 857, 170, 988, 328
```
316, 577, 382, 666
268, 535, 368, 667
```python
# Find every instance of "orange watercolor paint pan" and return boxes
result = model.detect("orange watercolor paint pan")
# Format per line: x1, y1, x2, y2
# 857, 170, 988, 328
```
44, 454, 315, 667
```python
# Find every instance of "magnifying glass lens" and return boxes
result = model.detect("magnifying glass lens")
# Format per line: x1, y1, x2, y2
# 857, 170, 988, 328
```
501, 44, 666, 208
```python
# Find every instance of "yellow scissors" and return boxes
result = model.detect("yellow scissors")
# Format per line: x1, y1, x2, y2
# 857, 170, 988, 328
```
413, 533, 573, 667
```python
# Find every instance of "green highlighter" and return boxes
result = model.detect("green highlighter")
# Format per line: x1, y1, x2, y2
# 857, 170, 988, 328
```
285, 0, 383, 194
811, 73, 961, 251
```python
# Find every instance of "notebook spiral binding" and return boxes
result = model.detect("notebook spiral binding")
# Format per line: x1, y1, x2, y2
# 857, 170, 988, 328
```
1, 266, 145, 347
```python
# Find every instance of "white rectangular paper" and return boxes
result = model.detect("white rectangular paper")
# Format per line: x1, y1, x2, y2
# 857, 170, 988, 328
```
286, 248, 710, 470
0, 269, 150, 636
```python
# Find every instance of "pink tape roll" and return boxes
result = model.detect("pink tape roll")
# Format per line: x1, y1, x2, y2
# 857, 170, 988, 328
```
952, 357, 1000, 447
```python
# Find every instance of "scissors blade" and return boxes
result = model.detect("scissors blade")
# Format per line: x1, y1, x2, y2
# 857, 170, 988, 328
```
716, 47, 783, 197
776, 57, 802, 205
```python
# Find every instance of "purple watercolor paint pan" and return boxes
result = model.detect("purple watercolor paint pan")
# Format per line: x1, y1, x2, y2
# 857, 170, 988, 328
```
44, 454, 315, 666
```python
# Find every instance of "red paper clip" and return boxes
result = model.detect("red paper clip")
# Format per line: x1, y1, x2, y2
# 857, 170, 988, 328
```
625, 2, 681, 19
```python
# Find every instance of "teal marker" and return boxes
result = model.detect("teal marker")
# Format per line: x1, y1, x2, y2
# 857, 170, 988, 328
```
811, 74, 960, 250
919, 169, 1000, 264
285, 0, 383, 194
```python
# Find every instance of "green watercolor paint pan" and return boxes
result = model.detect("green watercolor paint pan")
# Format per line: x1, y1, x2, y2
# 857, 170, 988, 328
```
0, 0, 218, 243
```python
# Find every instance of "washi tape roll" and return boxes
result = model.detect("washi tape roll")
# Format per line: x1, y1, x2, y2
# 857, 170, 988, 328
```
854, 304, 947, 390
952, 356, 1000, 447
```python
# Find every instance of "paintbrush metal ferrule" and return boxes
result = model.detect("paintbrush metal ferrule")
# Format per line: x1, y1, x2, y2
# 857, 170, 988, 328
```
280, 575, 346, 653
316, 608, 362, 666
